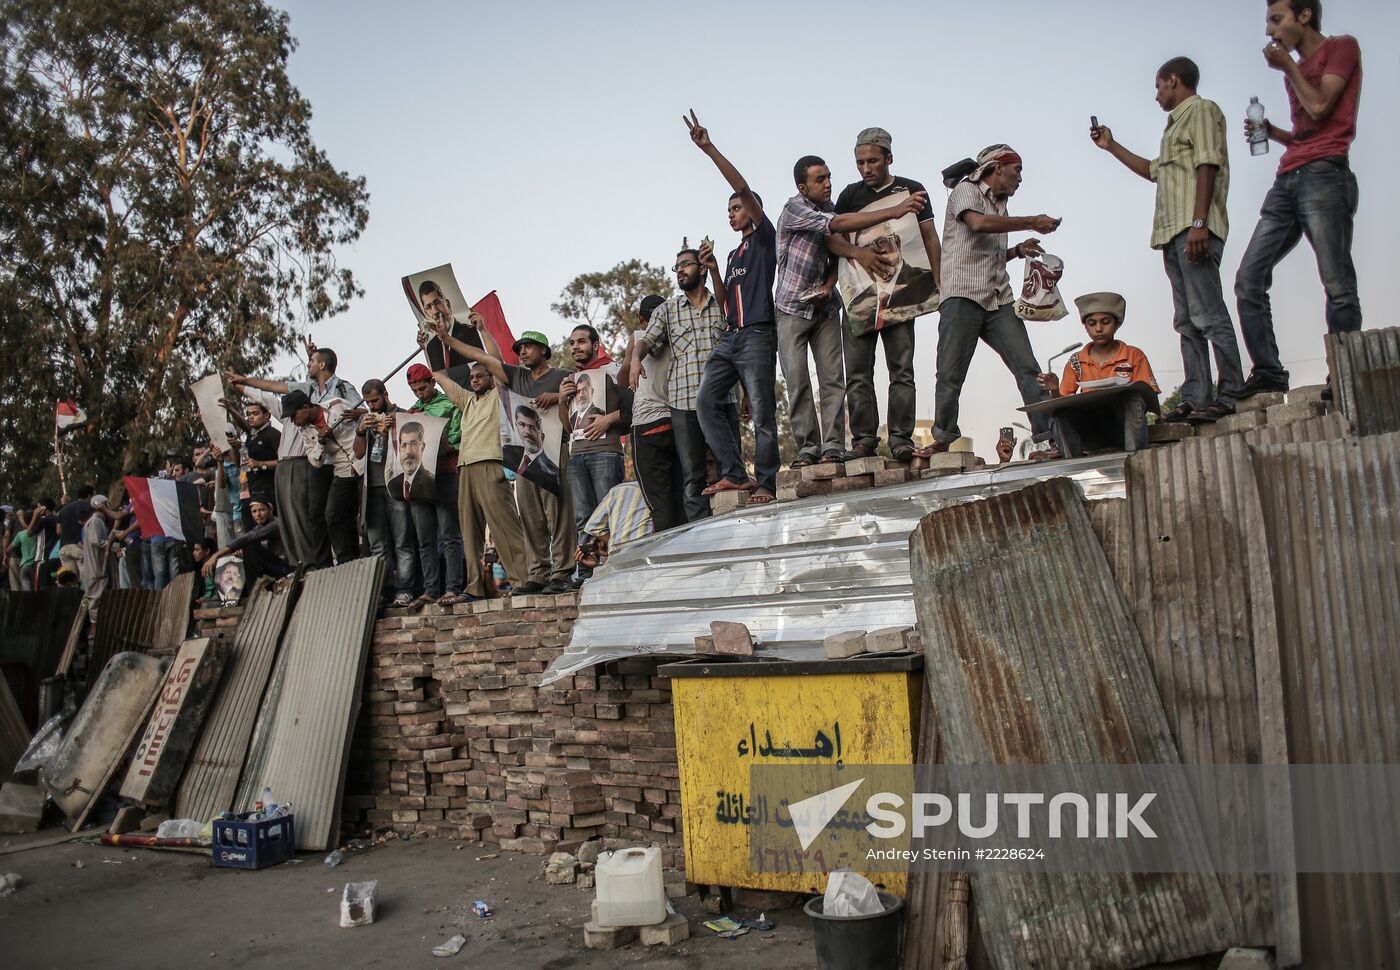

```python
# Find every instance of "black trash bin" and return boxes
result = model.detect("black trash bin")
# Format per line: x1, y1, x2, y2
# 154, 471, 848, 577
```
804, 890, 904, 970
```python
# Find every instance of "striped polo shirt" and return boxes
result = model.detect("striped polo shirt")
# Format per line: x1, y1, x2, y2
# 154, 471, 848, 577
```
1148, 95, 1230, 249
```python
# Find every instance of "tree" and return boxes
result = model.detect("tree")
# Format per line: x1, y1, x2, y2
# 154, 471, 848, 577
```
551, 260, 671, 358
0, 0, 369, 499
1153, 385, 1183, 423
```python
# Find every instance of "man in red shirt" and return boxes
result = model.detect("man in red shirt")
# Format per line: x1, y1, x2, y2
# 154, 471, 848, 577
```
1234, 0, 1362, 398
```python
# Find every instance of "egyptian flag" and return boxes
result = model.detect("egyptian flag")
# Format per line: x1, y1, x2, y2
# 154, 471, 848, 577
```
123, 476, 204, 541
471, 291, 518, 367
55, 400, 87, 434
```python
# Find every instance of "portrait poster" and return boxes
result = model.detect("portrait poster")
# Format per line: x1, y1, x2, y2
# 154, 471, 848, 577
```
384, 410, 449, 504
402, 262, 486, 383
190, 373, 236, 454
498, 386, 564, 495
567, 363, 619, 447
213, 555, 246, 606
836, 192, 940, 336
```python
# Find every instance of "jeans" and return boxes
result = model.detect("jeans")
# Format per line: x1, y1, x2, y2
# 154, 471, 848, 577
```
306, 465, 335, 569
632, 418, 686, 532
408, 471, 463, 597
672, 405, 738, 523
150, 538, 185, 591
934, 298, 1051, 443
777, 306, 847, 459
1235, 156, 1361, 384
698, 323, 780, 495
140, 539, 155, 589
566, 451, 625, 580
365, 486, 417, 596
1162, 230, 1244, 408
846, 319, 917, 452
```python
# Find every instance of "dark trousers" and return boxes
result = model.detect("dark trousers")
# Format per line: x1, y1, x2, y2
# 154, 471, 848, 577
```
364, 485, 418, 595
306, 465, 334, 568
274, 457, 315, 568
934, 298, 1051, 444
671, 405, 739, 523
632, 418, 686, 532
1234, 156, 1361, 384
567, 451, 625, 580
697, 323, 780, 496
324, 474, 361, 565
846, 318, 917, 452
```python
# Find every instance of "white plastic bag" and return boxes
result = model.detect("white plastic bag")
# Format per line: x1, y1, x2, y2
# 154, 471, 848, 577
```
1014, 253, 1068, 321
340, 880, 378, 927
155, 818, 207, 842
823, 867, 884, 917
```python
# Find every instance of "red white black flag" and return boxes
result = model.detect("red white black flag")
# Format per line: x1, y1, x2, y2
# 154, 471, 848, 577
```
123, 476, 204, 541
55, 400, 87, 434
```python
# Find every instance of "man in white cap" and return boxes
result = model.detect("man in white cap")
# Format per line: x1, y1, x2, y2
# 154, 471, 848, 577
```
834, 127, 941, 464
922, 144, 1061, 456
80, 494, 116, 626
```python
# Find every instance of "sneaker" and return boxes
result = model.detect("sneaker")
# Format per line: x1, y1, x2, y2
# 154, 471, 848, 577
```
515, 581, 546, 594
1187, 401, 1234, 423
543, 579, 571, 595
1159, 403, 1194, 423
1237, 374, 1289, 398
391, 592, 414, 608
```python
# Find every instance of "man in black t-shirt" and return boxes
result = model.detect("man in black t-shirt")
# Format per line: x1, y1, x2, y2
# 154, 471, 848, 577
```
240, 400, 281, 516
56, 484, 95, 577
684, 110, 780, 505
834, 127, 942, 463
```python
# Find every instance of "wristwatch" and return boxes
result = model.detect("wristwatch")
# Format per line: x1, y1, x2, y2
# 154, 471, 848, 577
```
1191, 219, 1206, 230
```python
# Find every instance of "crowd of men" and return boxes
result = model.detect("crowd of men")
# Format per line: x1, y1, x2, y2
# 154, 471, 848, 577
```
3, 0, 1364, 617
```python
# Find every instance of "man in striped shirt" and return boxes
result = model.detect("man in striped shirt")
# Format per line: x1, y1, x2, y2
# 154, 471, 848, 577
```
1091, 56, 1244, 425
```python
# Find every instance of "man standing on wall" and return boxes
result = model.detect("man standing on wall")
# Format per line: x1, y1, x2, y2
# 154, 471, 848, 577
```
1234, 0, 1363, 398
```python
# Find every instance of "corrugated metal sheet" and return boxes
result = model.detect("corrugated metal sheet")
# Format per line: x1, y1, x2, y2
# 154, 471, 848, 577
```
909, 477, 1235, 970
0, 676, 28, 784
87, 590, 161, 693
1327, 325, 1400, 436
543, 454, 1127, 685
150, 572, 194, 656
235, 557, 384, 850
175, 579, 297, 823
0, 589, 83, 720
1251, 433, 1400, 970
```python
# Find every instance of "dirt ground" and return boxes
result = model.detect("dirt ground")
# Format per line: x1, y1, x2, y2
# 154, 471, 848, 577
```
0, 832, 821, 970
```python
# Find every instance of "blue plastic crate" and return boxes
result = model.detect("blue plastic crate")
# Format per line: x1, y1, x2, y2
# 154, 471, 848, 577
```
212, 812, 296, 870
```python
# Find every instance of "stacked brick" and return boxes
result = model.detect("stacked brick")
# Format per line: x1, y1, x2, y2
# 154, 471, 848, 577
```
191, 604, 243, 641
342, 594, 684, 869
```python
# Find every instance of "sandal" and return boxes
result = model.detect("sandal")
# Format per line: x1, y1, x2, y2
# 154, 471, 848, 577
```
438, 593, 467, 606
1160, 403, 1194, 423
790, 457, 816, 469
749, 489, 776, 505
817, 452, 844, 465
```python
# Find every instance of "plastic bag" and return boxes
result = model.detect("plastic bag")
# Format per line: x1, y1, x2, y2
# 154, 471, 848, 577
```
14, 714, 65, 775
1014, 253, 1067, 322
340, 880, 378, 927
823, 868, 883, 917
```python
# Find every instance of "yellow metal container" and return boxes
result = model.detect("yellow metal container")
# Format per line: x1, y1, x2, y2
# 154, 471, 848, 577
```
663, 655, 922, 894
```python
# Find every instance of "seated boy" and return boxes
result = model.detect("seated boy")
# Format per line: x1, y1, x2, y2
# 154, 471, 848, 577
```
1035, 292, 1160, 455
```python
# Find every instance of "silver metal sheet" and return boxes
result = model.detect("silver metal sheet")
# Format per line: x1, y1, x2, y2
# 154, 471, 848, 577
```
235, 557, 384, 850
1327, 325, 1400, 436
543, 455, 1126, 685
909, 477, 1235, 969
175, 580, 296, 823
1251, 432, 1400, 970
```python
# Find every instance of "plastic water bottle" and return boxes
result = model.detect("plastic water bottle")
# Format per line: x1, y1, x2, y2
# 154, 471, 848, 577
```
260, 786, 277, 817
1247, 97, 1269, 156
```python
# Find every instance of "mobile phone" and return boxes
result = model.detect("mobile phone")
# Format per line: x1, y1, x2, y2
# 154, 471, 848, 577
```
1090, 115, 1100, 130
999, 427, 1014, 442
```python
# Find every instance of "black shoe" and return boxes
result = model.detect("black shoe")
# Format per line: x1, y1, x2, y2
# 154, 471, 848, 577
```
516, 581, 546, 594
543, 579, 571, 595
1187, 401, 1234, 423
1160, 402, 1194, 423
1237, 374, 1289, 398
569, 577, 586, 590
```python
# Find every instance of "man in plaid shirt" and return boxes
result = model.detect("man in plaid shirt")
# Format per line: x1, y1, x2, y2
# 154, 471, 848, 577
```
776, 155, 926, 467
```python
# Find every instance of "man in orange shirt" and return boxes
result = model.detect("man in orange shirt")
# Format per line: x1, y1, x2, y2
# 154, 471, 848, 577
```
1036, 292, 1159, 454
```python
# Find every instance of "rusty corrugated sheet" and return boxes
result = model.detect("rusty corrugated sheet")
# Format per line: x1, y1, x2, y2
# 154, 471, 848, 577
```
1327, 326, 1400, 436
0, 589, 84, 721
235, 557, 384, 850
1117, 418, 1357, 956
150, 572, 194, 656
1251, 433, 1400, 970
175, 579, 297, 823
910, 478, 1235, 970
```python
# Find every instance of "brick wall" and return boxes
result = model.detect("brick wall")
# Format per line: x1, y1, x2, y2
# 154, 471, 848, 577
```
342, 595, 684, 868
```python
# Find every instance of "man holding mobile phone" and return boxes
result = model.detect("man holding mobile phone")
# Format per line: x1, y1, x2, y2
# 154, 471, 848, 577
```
1090, 56, 1243, 425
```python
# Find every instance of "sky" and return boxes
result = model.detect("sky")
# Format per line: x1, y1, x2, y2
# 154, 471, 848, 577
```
270, 0, 1395, 461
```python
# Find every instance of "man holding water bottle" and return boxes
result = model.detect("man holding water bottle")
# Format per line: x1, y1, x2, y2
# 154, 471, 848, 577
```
1234, 0, 1363, 398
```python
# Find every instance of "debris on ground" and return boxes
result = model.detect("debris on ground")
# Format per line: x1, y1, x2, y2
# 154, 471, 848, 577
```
0, 872, 21, 897
431, 934, 466, 957
472, 899, 492, 918
704, 916, 749, 939
339, 880, 377, 927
